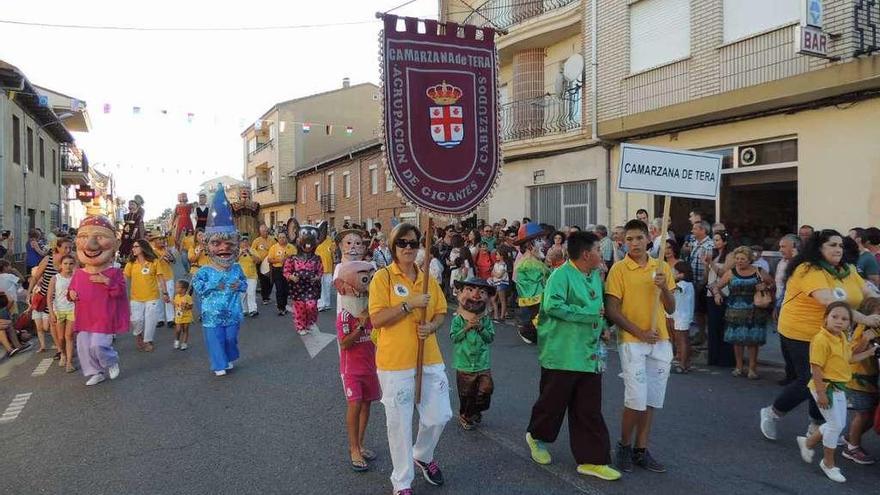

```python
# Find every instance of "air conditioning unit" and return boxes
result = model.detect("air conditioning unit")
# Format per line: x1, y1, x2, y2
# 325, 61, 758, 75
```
740, 147, 757, 166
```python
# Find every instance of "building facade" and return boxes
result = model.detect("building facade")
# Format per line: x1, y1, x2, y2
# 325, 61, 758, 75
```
292, 139, 429, 232
0, 61, 77, 254
442, 0, 608, 229
441, 0, 880, 241
241, 80, 381, 231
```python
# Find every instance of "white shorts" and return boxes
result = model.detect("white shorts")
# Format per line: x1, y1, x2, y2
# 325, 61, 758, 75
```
32, 310, 49, 321
618, 341, 673, 411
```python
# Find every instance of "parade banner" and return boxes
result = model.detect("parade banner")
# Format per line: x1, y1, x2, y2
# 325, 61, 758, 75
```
380, 15, 501, 217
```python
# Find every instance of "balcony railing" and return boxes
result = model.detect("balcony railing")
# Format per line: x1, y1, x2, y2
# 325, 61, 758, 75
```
500, 92, 582, 142
255, 183, 273, 194
247, 140, 273, 161
320, 194, 337, 213
465, 0, 578, 31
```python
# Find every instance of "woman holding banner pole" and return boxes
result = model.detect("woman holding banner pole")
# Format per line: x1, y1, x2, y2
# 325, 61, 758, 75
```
369, 223, 451, 495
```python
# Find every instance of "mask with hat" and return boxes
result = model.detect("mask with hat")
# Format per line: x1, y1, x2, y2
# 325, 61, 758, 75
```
76, 216, 120, 271
333, 260, 375, 316
204, 184, 240, 269
454, 277, 496, 318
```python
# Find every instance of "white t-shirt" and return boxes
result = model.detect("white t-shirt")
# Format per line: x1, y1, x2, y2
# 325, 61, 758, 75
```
52, 273, 75, 312
671, 280, 695, 331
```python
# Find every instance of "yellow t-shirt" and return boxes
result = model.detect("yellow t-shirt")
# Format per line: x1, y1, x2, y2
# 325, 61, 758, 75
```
316, 238, 335, 274
604, 255, 677, 344
181, 235, 195, 252
847, 324, 879, 393
124, 260, 162, 302
188, 247, 211, 275
778, 263, 866, 342
369, 263, 448, 371
267, 243, 297, 268
238, 250, 258, 280
152, 246, 174, 279
808, 327, 852, 390
251, 235, 274, 263
174, 294, 193, 324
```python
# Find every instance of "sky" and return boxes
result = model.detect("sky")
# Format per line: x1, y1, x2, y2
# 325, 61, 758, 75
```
0, 0, 438, 219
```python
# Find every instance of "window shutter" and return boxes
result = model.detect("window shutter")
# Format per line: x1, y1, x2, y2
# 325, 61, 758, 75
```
629, 0, 691, 73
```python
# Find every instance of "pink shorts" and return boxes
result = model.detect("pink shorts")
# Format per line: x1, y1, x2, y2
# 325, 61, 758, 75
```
342, 373, 380, 403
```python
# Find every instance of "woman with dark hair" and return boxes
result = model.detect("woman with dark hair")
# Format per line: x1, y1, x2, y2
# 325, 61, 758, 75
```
760, 229, 880, 442
664, 239, 681, 267
30, 238, 73, 358
124, 239, 170, 352
705, 231, 735, 367
369, 223, 451, 495
466, 228, 481, 257
546, 231, 567, 269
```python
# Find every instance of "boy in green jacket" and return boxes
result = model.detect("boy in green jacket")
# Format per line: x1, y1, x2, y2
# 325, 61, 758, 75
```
525, 231, 621, 482
450, 277, 496, 431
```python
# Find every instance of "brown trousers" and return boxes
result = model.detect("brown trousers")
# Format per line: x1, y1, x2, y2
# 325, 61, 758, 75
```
527, 368, 611, 465
456, 370, 494, 420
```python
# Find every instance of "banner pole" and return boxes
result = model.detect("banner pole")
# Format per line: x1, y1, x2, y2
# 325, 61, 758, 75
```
415, 216, 434, 404
649, 195, 672, 333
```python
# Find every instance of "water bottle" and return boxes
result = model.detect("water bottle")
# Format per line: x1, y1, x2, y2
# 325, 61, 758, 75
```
597, 341, 608, 373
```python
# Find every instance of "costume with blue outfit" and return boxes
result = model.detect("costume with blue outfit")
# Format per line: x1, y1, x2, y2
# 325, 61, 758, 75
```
192, 184, 248, 373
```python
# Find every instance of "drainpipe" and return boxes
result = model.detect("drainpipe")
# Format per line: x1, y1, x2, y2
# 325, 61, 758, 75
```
590, 0, 598, 142
356, 155, 363, 224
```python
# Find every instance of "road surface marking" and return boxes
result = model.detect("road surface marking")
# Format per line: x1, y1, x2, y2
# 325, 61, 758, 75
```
31, 358, 54, 376
0, 393, 33, 423
299, 327, 337, 358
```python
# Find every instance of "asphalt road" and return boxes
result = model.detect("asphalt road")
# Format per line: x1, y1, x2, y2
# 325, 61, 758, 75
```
1, 301, 879, 495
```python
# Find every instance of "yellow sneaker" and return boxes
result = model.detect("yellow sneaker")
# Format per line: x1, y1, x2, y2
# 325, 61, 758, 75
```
577, 464, 622, 481
525, 433, 552, 465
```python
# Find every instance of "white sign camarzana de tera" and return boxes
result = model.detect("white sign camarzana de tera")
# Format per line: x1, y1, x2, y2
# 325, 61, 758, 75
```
618, 143, 722, 200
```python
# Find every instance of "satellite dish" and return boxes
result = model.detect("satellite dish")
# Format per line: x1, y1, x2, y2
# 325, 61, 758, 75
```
563, 54, 584, 82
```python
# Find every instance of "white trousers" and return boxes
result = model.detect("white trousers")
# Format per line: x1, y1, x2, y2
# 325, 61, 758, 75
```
811, 389, 847, 449
619, 341, 673, 411
130, 299, 161, 343
318, 273, 333, 310
378, 364, 452, 492
162, 280, 175, 322
241, 278, 258, 313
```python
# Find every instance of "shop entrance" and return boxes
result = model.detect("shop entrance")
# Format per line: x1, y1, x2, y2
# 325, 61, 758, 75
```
720, 167, 797, 250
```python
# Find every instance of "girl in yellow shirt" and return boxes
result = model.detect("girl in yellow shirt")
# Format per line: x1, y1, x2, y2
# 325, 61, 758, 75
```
797, 301, 879, 483
124, 240, 170, 352
173, 280, 194, 350
842, 297, 880, 465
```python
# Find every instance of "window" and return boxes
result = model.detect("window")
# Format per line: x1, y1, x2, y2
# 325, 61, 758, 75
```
40, 211, 46, 231
529, 180, 597, 228
247, 137, 257, 154
385, 170, 394, 192
723, 0, 798, 43
12, 116, 20, 164
39, 138, 45, 177
629, 0, 690, 73
50, 204, 59, 231
52, 149, 57, 183
301, 185, 306, 204
343, 172, 351, 198
314, 182, 321, 201
327, 172, 335, 197
27, 209, 35, 231
26, 127, 34, 171
369, 166, 378, 195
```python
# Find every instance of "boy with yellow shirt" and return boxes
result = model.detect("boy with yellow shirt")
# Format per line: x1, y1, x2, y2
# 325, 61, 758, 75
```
605, 219, 675, 474
237, 235, 259, 317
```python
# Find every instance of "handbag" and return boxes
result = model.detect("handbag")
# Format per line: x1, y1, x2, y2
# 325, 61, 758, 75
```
31, 291, 47, 312
260, 257, 271, 275
14, 309, 32, 331
753, 288, 773, 309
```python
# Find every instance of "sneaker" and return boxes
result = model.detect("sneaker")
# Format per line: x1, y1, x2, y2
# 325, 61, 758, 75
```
517, 328, 536, 345
85, 374, 106, 386
615, 443, 633, 472
262, 300, 270, 305
173, 340, 180, 349
393, 490, 413, 495
214, 370, 227, 377
819, 460, 846, 483
760, 406, 779, 441
108, 363, 120, 380
250, 312, 259, 317
526, 432, 552, 465
157, 321, 165, 328
633, 449, 666, 473
226, 362, 234, 370
576, 464, 622, 481
8, 346, 22, 357
796, 436, 815, 464
842, 445, 877, 465
414, 459, 444, 486
180, 343, 188, 350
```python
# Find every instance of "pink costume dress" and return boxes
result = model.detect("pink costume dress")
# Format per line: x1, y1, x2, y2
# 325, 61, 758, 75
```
69, 267, 129, 378
283, 253, 323, 331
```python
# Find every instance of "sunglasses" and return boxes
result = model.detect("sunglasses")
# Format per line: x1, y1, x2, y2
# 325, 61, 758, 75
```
394, 239, 420, 249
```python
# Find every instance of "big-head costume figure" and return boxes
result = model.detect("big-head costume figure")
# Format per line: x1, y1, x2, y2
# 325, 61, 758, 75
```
450, 277, 496, 430
172, 192, 194, 248
513, 222, 550, 345
230, 185, 261, 240
69, 215, 129, 386
191, 184, 247, 376
195, 192, 210, 231
333, 227, 368, 315
284, 218, 327, 335
120, 195, 145, 259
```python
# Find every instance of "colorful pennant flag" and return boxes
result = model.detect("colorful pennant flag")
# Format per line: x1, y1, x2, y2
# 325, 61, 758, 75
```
187, 112, 194, 123
345, 126, 353, 136
103, 103, 111, 114
132, 106, 141, 115
302, 123, 311, 134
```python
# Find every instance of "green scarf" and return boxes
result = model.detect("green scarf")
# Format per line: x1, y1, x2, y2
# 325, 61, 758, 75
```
823, 380, 848, 403
818, 260, 851, 281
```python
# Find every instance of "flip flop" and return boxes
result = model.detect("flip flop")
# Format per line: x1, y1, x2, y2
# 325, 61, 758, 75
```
360, 448, 377, 461
350, 459, 368, 472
